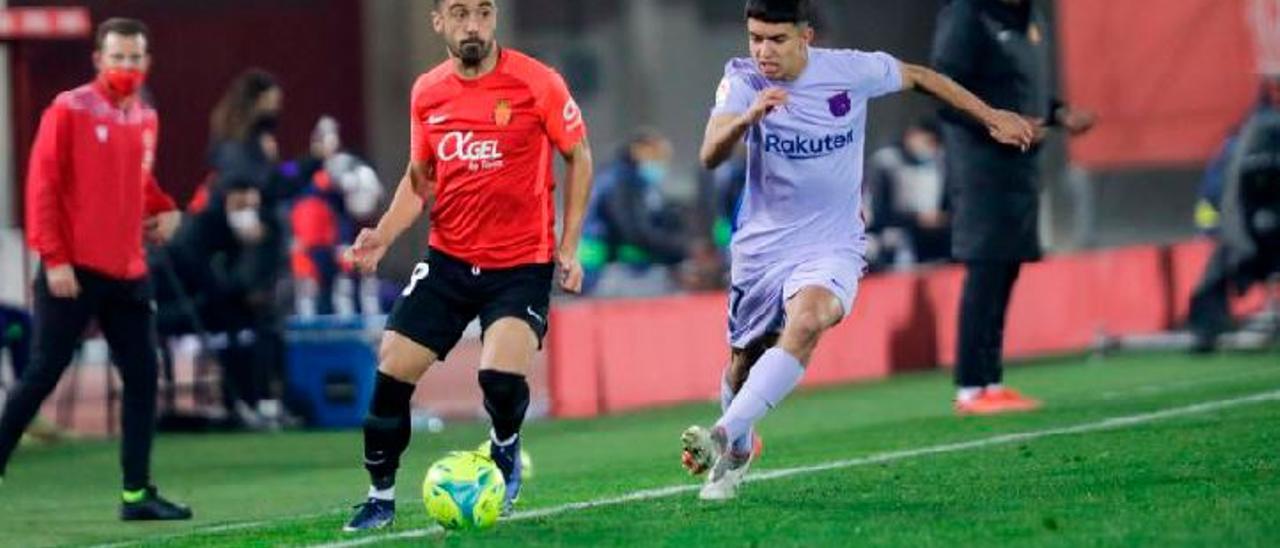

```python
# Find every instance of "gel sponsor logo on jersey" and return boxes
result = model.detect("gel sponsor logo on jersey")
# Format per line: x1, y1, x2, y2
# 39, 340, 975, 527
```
437, 131, 505, 172
763, 128, 858, 160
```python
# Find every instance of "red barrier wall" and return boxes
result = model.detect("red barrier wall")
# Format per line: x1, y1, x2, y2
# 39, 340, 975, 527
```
546, 240, 1262, 418
1059, 0, 1256, 168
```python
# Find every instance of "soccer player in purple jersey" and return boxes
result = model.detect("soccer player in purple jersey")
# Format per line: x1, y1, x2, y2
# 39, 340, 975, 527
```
681, 0, 1034, 501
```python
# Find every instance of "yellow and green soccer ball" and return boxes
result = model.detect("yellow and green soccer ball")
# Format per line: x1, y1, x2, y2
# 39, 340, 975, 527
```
422, 451, 506, 530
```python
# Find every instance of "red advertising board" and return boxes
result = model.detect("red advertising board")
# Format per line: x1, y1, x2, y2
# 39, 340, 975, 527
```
0, 7, 90, 40
1059, 0, 1259, 168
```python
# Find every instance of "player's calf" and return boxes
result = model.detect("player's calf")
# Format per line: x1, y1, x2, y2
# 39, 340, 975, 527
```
345, 371, 415, 532
479, 369, 530, 514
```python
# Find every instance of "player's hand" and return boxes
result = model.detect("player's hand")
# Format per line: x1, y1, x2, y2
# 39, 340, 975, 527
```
1023, 117, 1050, 145
347, 228, 388, 275
742, 88, 789, 125
144, 211, 181, 244
556, 248, 584, 294
46, 264, 81, 299
1059, 108, 1097, 136
986, 109, 1035, 151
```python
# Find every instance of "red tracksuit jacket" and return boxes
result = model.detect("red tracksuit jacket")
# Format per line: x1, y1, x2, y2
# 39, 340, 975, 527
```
25, 81, 177, 280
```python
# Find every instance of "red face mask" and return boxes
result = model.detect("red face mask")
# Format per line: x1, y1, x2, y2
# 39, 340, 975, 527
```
100, 68, 147, 98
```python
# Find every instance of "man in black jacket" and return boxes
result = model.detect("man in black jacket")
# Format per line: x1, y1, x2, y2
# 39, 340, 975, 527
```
932, 0, 1094, 414
1188, 82, 1280, 352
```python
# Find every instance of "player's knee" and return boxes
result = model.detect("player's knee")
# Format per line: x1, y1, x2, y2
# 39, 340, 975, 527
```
479, 319, 538, 375
377, 335, 432, 384
786, 310, 829, 341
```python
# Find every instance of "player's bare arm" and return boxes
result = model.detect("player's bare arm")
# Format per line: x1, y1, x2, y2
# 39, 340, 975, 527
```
699, 88, 788, 170
556, 138, 594, 294
350, 160, 436, 273
898, 62, 1034, 150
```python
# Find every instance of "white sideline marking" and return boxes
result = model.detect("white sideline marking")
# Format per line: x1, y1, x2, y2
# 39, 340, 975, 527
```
307, 388, 1280, 548
1098, 368, 1280, 400
87, 510, 345, 548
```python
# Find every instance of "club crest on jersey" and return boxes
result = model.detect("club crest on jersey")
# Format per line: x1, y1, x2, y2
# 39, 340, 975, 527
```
828, 91, 852, 118
494, 99, 512, 126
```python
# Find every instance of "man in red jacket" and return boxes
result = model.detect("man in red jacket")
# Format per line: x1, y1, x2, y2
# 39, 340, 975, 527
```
0, 18, 191, 521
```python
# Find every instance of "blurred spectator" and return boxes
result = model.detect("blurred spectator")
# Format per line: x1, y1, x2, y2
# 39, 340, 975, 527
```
582, 129, 691, 296
151, 174, 280, 429
864, 119, 950, 271
0, 304, 65, 448
208, 69, 286, 191
148, 69, 324, 429
1188, 76, 1280, 352
708, 144, 748, 255
291, 116, 384, 316
0, 305, 29, 381
1195, 77, 1280, 233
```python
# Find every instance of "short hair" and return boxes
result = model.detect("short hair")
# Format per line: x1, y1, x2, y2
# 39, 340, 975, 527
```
95, 18, 149, 50
434, 0, 493, 9
910, 117, 942, 138
744, 0, 812, 25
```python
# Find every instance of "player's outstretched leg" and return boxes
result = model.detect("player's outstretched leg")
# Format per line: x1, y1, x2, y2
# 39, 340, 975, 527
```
683, 358, 764, 476
344, 333, 434, 533
687, 287, 842, 501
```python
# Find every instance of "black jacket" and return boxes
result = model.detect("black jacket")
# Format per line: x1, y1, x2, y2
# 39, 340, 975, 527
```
585, 155, 687, 265
931, 0, 1057, 262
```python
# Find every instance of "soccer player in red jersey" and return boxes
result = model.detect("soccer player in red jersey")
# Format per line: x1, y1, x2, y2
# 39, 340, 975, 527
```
343, 0, 593, 531
0, 18, 191, 520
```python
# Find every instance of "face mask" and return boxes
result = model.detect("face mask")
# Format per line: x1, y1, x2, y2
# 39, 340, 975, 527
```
342, 166, 383, 219
101, 68, 146, 98
227, 208, 262, 240
253, 113, 280, 135
905, 139, 939, 163
638, 161, 668, 186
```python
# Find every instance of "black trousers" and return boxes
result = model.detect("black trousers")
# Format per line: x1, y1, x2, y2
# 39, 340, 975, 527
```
956, 261, 1023, 388
1187, 246, 1235, 345
0, 268, 159, 490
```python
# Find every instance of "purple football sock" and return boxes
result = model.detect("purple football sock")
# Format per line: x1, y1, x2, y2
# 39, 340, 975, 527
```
715, 348, 804, 452
720, 370, 754, 454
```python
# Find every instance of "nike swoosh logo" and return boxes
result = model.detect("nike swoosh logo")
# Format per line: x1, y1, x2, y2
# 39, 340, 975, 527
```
526, 306, 545, 325
427, 114, 449, 125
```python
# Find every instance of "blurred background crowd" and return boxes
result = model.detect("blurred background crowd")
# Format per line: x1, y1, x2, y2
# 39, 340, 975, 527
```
0, 0, 1276, 434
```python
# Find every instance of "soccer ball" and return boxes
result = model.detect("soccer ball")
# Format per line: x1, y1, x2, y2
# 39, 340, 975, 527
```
476, 440, 535, 479
422, 451, 506, 530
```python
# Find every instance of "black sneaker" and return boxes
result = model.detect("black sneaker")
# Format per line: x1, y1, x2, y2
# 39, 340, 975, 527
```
120, 486, 193, 521
489, 436, 522, 516
343, 498, 395, 532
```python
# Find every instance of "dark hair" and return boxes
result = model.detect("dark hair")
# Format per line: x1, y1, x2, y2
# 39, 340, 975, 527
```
910, 117, 942, 138
210, 69, 279, 143
627, 127, 668, 148
745, 0, 811, 25
95, 18, 149, 50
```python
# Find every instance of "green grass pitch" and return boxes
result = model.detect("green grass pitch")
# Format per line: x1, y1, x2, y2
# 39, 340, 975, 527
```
1, 350, 1277, 546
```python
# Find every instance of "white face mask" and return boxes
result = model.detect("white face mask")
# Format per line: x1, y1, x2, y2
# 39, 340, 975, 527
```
341, 165, 384, 219
905, 138, 939, 162
227, 208, 262, 240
